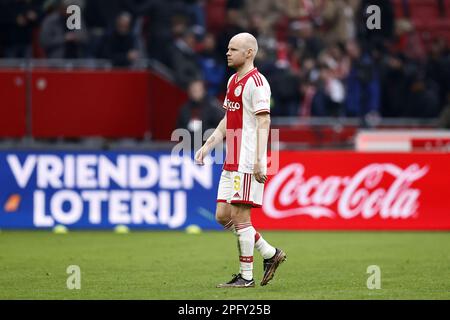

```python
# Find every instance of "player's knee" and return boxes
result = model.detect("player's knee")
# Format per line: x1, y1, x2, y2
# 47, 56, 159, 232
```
215, 204, 231, 226
230, 203, 252, 221
215, 215, 228, 226
215, 211, 229, 226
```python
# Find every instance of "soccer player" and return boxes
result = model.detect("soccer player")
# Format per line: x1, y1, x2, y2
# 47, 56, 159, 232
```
195, 33, 286, 288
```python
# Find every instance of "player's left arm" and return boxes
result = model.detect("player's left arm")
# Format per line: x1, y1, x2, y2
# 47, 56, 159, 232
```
252, 75, 271, 184
254, 112, 270, 184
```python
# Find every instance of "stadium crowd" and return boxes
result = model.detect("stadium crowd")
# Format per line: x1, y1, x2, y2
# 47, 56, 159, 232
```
0, 0, 449, 121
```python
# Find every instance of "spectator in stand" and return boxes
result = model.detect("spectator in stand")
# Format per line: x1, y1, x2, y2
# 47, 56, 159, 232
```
311, 63, 346, 117
198, 33, 226, 97
246, 12, 278, 63
84, 0, 135, 58
214, 7, 246, 93
298, 58, 319, 118
267, 46, 301, 117
401, 0, 447, 18
171, 27, 202, 89
404, 72, 440, 118
344, 40, 381, 121
99, 12, 139, 67
177, 79, 224, 148
380, 53, 410, 118
40, 0, 87, 59
319, 43, 351, 80
426, 37, 450, 110
138, 0, 175, 68
392, 18, 426, 62
244, 0, 284, 37
280, 0, 324, 23
1, 0, 43, 58
288, 19, 324, 61
321, 0, 359, 46
438, 93, 450, 128
184, 0, 207, 36
226, 0, 245, 11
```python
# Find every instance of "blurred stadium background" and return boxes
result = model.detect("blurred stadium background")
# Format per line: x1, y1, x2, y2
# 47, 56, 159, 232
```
0, 0, 450, 299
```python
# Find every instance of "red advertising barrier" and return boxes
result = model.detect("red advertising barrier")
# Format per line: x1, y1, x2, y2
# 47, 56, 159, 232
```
149, 72, 188, 141
253, 151, 450, 230
31, 69, 151, 138
0, 70, 27, 137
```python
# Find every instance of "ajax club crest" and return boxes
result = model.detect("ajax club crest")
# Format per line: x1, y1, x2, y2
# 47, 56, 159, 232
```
234, 84, 242, 97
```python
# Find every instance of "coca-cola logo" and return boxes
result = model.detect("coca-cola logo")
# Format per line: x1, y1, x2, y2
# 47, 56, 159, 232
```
263, 163, 429, 220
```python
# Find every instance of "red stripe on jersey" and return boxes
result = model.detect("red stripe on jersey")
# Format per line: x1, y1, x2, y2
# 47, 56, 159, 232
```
244, 174, 248, 201
244, 173, 250, 201
247, 174, 252, 201
252, 74, 262, 87
257, 73, 264, 86
251, 75, 258, 87
245, 173, 250, 201
255, 232, 261, 242
242, 174, 246, 201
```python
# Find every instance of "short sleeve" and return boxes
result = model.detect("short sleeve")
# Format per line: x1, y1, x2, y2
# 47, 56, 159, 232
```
252, 83, 271, 115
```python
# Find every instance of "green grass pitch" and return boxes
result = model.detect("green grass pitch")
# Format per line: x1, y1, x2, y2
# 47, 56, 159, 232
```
0, 230, 449, 299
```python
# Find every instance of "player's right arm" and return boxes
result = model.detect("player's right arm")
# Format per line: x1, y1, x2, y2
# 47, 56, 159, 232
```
194, 114, 226, 165
195, 75, 233, 165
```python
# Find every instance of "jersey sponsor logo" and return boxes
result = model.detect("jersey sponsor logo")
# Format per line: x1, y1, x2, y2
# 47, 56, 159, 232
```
234, 84, 243, 97
225, 99, 241, 112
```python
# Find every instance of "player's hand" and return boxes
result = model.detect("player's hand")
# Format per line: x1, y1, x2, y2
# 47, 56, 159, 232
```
253, 162, 267, 184
194, 147, 205, 166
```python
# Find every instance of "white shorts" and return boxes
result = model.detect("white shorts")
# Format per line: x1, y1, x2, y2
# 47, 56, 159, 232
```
217, 170, 264, 208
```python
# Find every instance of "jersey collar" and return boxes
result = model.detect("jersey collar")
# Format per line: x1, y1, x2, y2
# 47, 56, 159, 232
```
235, 67, 257, 83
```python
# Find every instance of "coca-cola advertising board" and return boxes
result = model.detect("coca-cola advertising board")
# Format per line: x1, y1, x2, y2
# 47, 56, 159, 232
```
254, 151, 450, 230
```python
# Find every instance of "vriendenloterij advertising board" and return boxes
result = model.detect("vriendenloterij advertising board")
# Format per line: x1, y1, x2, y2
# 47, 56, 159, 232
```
0, 152, 222, 230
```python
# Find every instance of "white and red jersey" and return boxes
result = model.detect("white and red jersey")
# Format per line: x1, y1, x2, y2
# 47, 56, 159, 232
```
222, 68, 271, 173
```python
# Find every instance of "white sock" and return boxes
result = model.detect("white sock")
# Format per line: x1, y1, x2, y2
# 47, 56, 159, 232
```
255, 232, 277, 260
235, 223, 255, 281
224, 220, 276, 259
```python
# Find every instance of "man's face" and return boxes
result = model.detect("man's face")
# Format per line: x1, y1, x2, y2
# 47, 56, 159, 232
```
117, 16, 131, 35
188, 81, 205, 102
226, 38, 247, 68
